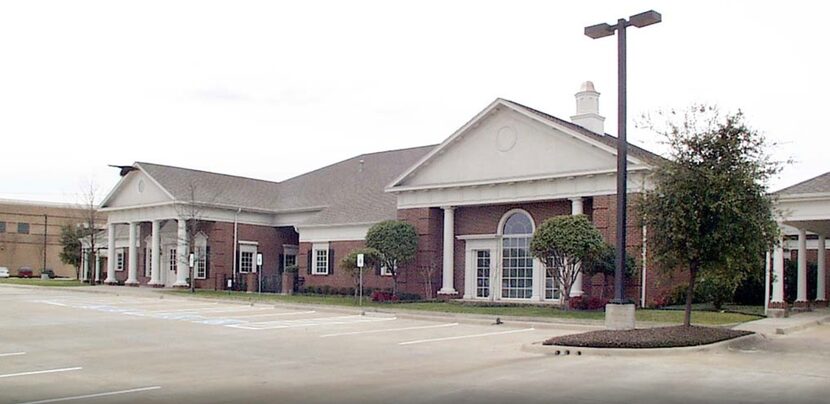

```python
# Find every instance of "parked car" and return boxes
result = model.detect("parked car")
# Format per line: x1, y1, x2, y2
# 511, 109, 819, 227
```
41, 269, 55, 279
18, 267, 33, 278
0, 267, 9, 278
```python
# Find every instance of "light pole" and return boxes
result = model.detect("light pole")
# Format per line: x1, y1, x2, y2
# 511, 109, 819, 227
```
585, 10, 661, 306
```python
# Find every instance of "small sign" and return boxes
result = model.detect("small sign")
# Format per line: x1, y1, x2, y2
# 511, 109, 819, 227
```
256, 253, 263, 266
357, 253, 364, 268
189, 253, 195, 268
226, 279, 232, 288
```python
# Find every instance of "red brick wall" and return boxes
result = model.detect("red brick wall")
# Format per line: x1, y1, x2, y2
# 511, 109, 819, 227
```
297, 240, 397, 293
118, 221, 298, 290
394, 196, 677, 306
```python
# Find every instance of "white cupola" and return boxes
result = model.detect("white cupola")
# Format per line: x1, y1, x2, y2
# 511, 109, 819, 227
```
570, 81, 605, 134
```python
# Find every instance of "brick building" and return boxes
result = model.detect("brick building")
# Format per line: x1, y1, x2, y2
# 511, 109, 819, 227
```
99, 82, 676, 306
0, 199, 104, 278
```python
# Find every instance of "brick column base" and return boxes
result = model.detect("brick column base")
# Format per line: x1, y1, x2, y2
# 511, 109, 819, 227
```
814, 300, 829, 308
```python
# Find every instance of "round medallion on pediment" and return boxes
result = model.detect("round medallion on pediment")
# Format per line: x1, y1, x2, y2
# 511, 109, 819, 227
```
496, 126, 517, 152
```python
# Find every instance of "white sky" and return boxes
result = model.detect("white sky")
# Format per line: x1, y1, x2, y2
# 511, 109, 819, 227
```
1, 1, 828, 203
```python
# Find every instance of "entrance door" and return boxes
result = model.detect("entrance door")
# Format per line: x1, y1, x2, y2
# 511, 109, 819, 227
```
474, 250, 492, 298
163, 245, 178, 287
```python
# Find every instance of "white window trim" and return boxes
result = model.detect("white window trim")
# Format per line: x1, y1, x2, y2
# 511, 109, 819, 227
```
194, 233, 208, 280
116, 249, 125, 271
311, 242, 330, 275
239, 244, 257, 274
380, 260, 397, 276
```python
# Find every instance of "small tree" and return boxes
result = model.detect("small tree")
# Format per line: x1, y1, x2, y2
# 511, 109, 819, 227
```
417, 259, 439, 300
365, 220, 418, 296
638, 105, 780, 326
531, 215, 604, 308
340, 247, 381, 298
581, 244, 636, 300
58, 224, 92, 276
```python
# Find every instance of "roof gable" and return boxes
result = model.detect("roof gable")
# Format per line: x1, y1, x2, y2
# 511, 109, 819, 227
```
100, 169, 174, 209
776, 171, 830, 197
388, 99, 650, 190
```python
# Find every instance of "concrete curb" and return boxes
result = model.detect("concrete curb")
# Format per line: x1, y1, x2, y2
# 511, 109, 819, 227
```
520, 333, 763, 357
773, 315, 830, 335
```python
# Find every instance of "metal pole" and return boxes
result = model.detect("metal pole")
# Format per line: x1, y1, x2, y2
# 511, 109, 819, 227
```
359, 267, 363, 307
614, 18, 628, 303
43, 214, 48, 276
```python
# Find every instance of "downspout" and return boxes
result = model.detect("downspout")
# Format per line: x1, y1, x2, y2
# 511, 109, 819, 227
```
764, 250, 771, 316
641, 224, 647, 308
232, 208, 241, 287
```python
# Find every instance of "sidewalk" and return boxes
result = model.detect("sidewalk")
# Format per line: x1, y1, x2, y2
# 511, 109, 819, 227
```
734, 308, 830, 335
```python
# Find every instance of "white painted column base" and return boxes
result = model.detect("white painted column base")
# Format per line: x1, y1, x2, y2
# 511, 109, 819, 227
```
818, 235, 827, 302
439, 207, 457, 295
125, 222, 139, 286
148, 220, 162, 286
173, 218, 189, 287
104, 222, 118, 284
796, 228, 808, 303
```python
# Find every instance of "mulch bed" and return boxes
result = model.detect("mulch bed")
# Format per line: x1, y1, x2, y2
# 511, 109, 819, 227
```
543, 326, 753, 349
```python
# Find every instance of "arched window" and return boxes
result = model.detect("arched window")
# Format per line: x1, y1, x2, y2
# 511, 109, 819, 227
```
500, 210, 534, 299
503, 213, 533, 235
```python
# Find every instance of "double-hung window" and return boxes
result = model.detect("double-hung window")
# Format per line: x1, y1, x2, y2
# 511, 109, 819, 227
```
239, 244, 257, 274
311, 243, 330, 275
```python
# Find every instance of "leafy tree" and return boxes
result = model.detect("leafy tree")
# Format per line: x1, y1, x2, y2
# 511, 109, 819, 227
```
582, 244, 636, 299
340, 247, 381, 298
365, 220, 418, 296
638, 105, 780, 326
58, 224, 91, 271
530, 215, 604, 307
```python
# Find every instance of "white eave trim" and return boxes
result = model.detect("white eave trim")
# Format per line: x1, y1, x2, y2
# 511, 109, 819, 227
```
385, 98, 650, 190
386, 165, 651, 193
776, 192, 830, 202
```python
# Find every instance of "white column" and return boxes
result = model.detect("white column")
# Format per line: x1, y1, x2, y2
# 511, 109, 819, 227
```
818, 235, 827, 302
771, 244, 785, 304
125, 222, 139, 285
149, 220, 162, 286
569, 197, 585, 297
104, 222, 117, 284
797, 228, 808, 303
764, 250, 771, 315
438, 207, 457, 294
80, 249, 88, 281
174, 218, 189, 287
95, 254, 101, 283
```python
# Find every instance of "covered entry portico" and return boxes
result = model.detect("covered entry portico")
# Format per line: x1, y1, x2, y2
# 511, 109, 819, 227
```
769, 173, 830, 315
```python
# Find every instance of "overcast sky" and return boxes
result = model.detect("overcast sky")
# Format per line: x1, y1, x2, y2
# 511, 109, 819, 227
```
1, 1, 827, 204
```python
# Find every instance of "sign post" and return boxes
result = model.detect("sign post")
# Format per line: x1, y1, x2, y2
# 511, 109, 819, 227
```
256, 253, 263, 294
357, 253, 364, 307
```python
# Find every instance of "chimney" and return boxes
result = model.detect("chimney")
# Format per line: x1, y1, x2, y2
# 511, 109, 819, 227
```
570, 81, 605, 134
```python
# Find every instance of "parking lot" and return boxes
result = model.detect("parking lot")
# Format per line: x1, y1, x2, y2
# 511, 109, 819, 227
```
2, 285, 830, 403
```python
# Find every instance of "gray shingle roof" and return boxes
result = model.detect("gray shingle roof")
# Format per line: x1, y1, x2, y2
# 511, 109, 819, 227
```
135, 144, 435, 224
273, 145, 436, 225
137, 162, 284, 212
501, 99, 664, 165
132, 98, 662, 226
775, 171, 830, 196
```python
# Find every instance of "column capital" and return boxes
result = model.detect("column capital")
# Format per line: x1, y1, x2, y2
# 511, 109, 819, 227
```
440, 206, 456, 211
568, 196, 584, 202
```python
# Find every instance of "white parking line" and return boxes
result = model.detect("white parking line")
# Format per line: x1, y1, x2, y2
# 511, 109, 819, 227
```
0, 367, 83, 379
15, 386, 162, 404
229, 315, 396, 330
320, 322, 459, 338
0, 352, 26, 358
229, 310, 316, 319
398, 328, 535, 345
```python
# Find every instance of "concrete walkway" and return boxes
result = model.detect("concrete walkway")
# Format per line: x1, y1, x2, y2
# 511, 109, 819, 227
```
735, 308, 830, 335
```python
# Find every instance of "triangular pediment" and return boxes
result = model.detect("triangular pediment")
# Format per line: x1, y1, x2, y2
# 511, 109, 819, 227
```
100, 168, 174, 209
389, 99, 643, 190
